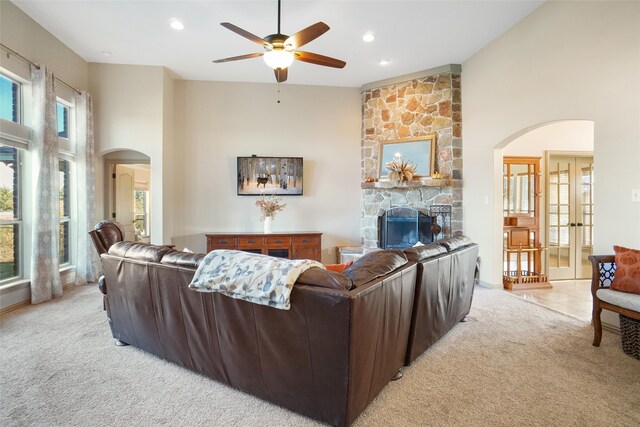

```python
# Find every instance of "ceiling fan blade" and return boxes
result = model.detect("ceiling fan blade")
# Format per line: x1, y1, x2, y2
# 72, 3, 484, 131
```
285, 22, 330, 48
294, 51, 346, 69
274, 68, 288, 83
220, 22, 270, 46
212, 52, 264, 63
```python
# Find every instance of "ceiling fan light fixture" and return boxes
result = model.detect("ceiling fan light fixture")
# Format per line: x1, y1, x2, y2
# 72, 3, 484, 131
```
263, 49, 294, 69
170, 19, 184, 31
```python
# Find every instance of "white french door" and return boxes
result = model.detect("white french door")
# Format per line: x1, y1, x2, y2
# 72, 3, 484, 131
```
547, 154, 594, 280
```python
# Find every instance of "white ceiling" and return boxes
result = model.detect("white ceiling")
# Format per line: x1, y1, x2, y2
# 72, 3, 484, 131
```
13, 0, 542, 88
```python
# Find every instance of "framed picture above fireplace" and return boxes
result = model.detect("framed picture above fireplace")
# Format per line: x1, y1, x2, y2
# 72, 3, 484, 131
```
237, 156, 303, 196
379, 135, 436, 179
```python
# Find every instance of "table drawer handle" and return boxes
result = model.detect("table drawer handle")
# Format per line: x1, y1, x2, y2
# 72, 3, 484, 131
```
219, 240, 228, 244
275, 239, 283, 243
248, 240, 255, 243
301, 239, 309, 243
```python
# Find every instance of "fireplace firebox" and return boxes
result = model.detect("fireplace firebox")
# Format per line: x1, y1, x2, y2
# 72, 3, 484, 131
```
378, 207, 433, 249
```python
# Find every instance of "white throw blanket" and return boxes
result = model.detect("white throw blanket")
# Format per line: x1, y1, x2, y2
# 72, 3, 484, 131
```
188, 250, 325, 310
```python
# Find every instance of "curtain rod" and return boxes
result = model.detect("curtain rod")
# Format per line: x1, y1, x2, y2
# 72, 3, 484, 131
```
1, 43, 82, 95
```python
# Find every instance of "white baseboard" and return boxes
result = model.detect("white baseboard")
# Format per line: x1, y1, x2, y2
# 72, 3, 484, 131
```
477, 280, 502, 289
0, 269, 77, 314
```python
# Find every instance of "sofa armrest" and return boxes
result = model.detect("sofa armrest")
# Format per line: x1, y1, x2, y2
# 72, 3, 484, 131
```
588, 255, 616, 298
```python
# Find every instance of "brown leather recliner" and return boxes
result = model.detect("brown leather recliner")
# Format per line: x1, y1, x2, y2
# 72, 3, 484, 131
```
88, 220, 124, 255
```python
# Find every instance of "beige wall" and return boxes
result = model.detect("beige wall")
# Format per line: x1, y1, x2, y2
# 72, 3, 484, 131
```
0, 1, 88, 90
463, 1, 640, 286
503, 121, 594, 158
172, 80, 362, 262
88, 63, 172, 244
162, 69, 175, 244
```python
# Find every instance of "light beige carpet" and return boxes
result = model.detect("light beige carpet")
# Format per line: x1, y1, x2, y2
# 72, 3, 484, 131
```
1, 285, 638, 426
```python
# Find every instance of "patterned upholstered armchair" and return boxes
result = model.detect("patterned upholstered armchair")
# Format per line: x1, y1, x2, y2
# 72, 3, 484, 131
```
589, 255, 640, 359
88, 220, 124, 256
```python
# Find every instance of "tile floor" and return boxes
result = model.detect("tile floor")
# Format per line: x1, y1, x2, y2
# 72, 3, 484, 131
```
507, 279, 592, 322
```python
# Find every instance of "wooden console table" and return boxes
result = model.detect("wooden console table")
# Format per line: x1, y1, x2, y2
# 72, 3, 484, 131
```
205, 232, 322, 262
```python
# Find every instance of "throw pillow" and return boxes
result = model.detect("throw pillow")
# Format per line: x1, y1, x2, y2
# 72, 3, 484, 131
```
324, 260, 353, 273
610, 245, 640, 294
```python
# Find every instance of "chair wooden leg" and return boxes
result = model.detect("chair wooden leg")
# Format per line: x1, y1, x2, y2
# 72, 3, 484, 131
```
592, 300, 603, 347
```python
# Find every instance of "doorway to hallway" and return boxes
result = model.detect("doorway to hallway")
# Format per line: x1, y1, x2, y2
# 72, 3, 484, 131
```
103, 150, 151, 244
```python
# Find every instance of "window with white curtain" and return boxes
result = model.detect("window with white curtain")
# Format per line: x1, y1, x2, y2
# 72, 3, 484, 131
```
0, 145, 22, 281
0, 74, 20, 123
0, 64, 78, 284
1, 72, 26, 283
56, 101, 69, 139
58, 158, 71, 265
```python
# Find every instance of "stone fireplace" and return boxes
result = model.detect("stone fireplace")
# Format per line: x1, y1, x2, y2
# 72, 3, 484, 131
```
361, 65, 463, 248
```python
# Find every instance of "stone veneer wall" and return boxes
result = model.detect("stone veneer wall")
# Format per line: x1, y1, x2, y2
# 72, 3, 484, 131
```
361, 69, 463, 248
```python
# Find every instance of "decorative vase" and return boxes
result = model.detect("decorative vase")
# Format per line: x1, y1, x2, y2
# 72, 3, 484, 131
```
263, 216, 273, 234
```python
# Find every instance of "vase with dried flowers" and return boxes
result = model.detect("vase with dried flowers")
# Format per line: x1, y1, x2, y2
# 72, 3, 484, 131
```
255, 194, 286, 234
385, 156, 417, 186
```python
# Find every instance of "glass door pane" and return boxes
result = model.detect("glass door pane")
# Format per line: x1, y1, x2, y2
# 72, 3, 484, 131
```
577, 158, 594, 278
547, 157, 575, 279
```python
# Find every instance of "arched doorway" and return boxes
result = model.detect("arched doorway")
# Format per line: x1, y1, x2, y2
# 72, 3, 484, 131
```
496, 120, 595, 320
102, 150, 151, 242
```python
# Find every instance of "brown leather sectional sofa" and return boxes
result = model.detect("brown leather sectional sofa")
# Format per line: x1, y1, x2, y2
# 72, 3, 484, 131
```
95, 236, 478, 426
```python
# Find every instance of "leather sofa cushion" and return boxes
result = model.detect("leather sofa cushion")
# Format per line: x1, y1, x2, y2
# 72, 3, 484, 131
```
296, 268, 353, 291
108, 242, 175, 263
438, 235, 474, 252
342, 249, 408, 288
403, 243, 448, 262
161, 251, 205, 269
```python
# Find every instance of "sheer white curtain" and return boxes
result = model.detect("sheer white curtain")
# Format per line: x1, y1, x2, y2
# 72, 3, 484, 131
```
30, 65, 62, 304
74, 91, 98, 285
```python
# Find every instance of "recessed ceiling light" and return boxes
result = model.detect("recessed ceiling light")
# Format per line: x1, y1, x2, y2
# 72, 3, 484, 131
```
101, 51, 112, 56
379, 59, 391, 66
362, 32, 375, 42
170, 19, 184, 31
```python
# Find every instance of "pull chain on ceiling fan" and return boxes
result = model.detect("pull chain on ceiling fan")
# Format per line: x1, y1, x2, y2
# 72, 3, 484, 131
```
212, 0, 346, 83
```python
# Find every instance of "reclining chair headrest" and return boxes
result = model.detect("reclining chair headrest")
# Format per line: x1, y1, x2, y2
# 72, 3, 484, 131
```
89, 220, 124, 255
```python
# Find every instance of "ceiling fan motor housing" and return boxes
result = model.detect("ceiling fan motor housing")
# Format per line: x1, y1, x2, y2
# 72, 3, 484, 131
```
264, 34, 292, 51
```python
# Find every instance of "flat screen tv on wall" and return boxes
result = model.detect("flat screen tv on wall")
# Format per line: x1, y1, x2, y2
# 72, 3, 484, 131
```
237, 156, 303, 196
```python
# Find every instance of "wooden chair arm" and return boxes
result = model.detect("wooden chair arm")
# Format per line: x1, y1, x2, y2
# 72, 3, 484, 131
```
588, 255, 616, 297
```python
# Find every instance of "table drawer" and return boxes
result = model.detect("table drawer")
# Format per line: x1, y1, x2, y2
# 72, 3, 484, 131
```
238, 237, 265, 248
292, 247, 320, 262
293, 235, 319, 247
266, 236, 291, 248
208, 237, 237, 249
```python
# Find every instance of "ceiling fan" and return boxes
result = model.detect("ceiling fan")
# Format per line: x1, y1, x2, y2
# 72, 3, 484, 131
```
212, 0, 346, 83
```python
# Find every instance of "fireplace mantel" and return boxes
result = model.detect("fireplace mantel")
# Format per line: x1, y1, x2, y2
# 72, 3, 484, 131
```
360, 179, 451, 190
